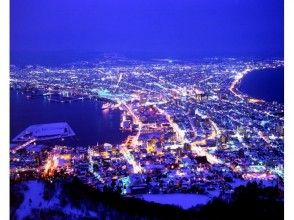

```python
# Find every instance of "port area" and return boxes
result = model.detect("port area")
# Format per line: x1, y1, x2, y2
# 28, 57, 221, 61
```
12, 122, 75, 143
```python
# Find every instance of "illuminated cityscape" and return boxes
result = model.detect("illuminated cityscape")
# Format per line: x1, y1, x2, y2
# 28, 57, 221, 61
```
7, 0, 286, 218
10, 58, 284, 201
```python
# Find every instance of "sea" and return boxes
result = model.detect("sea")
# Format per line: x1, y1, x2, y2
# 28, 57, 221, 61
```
10, 90, 129, 146
238, 67, 284, 104
10, 65, 284, 146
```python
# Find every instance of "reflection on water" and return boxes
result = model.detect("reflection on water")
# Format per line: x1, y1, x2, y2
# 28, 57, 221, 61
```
10, 90, 129, 146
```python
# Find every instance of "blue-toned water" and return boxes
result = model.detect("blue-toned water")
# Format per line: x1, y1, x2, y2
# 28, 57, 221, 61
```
10, 90, 129, 146
238, 67, 284, 104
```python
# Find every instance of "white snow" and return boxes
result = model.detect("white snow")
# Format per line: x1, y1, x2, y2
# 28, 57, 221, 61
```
16, 180, 46, 219
139, 193, 213, 209
15, 180, 98, 219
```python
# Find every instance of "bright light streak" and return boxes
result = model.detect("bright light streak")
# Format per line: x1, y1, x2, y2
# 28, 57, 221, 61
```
13, 138, 36, 152
258, 131, 271, 144
242, 173, 276, 180
43, 155, 58, 177
229, 67, 252, 100
157, 108, 185, 143
88, 148, 104, 183
191, 145, 222, 164
120, 146, 143, 173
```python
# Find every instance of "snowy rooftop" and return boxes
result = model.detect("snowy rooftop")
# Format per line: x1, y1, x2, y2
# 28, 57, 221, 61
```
12, 122, 76, 142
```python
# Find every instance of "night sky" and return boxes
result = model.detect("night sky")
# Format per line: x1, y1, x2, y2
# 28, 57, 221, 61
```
11, 0, 284, 60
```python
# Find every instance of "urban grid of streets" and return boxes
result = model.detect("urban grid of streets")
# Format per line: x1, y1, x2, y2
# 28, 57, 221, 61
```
10, 57, 284, 197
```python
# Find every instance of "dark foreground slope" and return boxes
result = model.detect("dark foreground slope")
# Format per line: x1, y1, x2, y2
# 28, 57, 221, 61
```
11, 178, 283, 220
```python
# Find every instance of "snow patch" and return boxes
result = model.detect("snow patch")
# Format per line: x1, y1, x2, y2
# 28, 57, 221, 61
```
139, 193, 213, 209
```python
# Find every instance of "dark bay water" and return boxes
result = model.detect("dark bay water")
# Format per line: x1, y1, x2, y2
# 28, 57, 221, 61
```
238, 67, 284, 104
10, 90, 129, 146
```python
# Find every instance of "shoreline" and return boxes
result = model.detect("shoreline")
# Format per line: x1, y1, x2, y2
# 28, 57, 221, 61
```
229, 66, 283, 104
10, 87, 116, 104
10, 88, 128, 147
